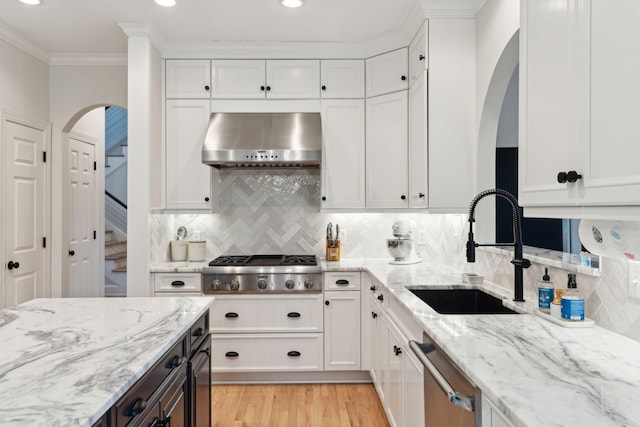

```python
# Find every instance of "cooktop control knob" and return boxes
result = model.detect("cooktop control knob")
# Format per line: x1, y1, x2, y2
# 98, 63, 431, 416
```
230, 279, 240, 291
257, 279, 268, 289
285, 279, 295, 289
304, 279, 313, 289
212, 279, 221, 290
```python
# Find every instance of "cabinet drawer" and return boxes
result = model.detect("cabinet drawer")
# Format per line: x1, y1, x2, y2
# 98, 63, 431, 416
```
189, 312, 209, 352
324, 271, 361, 291
211, 333, 323, 371
211, 294, 323, 332
154, 273, 201, 292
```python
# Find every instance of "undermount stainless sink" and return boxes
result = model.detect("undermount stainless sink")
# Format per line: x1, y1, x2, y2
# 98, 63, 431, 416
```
406, 288, 521, 315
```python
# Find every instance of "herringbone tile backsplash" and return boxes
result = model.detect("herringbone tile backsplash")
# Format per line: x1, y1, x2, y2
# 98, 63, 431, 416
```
150, 169, 640, 341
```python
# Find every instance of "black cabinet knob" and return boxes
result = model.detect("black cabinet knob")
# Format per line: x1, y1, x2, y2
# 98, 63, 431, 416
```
321, 196, 326, 201
266, 86, 271, 91
401, 75, 407, 81
377, 294, 384, 302
325, 300, 330, 306
204, 85, 210, 91
321, 85, 327, 91
205, 197, 210, 202
370, 285, 376, 292
260, 85, 266, 91
393, 345, 402, 356
69, 250, 75, 256
401, 195, 406, 200
7, 261, 19, 270
419, 192, 425, 198
557, 171, 583, 184
419, 54, 425, 61
371, 311, 378, 319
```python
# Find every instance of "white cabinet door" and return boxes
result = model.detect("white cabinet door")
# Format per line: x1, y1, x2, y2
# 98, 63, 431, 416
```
266, 60, 320, 99
324, 290, 361, 370
320, 60, 365, 99
408, 73, 428, 209
321, 100, 365, 209
366, 91, 408, 209
165, 60, 211, 99
366, 48, 409, 98
165, 100, 213, 210
211, 60, 266, 99
403, 346, 425, 427
409, 21, 428, 86
386, 317, 403, 427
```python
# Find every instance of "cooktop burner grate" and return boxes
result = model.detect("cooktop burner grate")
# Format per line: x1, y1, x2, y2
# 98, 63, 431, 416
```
208, 254, 317, 267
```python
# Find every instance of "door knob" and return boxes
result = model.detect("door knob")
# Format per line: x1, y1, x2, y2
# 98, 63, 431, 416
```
7, 261, 19, 270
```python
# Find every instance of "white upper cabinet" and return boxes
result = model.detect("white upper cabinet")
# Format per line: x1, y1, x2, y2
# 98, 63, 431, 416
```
409, 21, 428, 86
321, 100, 366, 210
165, 60, 211, 99
366, 48, 409, 98
408, 73, 428, 209
366, 91, 409, 209
265, 60, 321, 99
165, 99, 213, 210
320, 60, 365, 99
211, 60, 266, 99
209, 59, 320, 99
520, 0, 640, 215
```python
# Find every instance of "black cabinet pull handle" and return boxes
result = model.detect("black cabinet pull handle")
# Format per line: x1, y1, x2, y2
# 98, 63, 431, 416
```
127, 397, 147, 417
225, 351, 239, 358
419, 192, 425, 198
69, 250, 75, 256
287, 312, 301, 318
167, 355, 181, 369
377, 294, 384, 302
321, 85, 327, 90
204, 85, 210, 91
225, 312, 239, 318
419, 54, 425, 61
370, 285, 376, 292
401, 195, 406, 200
371, 311, 377, 319
401, 75, 407, 81
171, 280, 185, 287
325, 300, 330, 306
557, 171, 583, 184
335, 279, 349, 286
260, 85, 265, 91
287, 351, 301, 357
7, 261, 19, 270
192, 327, 205, 337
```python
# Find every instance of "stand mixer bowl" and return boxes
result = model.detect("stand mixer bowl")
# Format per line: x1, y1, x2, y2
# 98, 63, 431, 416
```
386, 238, 413, 261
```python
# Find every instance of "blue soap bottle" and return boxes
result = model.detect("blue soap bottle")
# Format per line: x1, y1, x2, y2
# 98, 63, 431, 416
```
537, 268, 554, 313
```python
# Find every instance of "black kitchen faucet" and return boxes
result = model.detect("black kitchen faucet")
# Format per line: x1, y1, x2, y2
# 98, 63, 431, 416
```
466, 189, 531, 302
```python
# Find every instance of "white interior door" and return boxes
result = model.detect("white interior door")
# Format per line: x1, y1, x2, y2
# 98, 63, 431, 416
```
68, 132, 97, 297
2, 116, 47, 308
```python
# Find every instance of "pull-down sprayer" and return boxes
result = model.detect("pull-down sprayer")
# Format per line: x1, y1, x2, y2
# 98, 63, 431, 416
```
466, 189, 531, 302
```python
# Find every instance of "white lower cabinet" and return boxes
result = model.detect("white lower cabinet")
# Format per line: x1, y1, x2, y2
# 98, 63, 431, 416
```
324, 290, 361, 370
152, 272, 202, 296
482, 396, 514, 427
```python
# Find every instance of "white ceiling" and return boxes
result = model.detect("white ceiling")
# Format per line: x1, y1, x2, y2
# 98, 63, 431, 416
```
0, 0, 484, 60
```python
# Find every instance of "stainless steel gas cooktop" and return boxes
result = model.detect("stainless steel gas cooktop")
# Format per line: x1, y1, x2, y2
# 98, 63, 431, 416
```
201, 254, 321, 294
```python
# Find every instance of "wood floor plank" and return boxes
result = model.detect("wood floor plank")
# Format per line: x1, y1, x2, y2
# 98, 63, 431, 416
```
212, 383, 390, 427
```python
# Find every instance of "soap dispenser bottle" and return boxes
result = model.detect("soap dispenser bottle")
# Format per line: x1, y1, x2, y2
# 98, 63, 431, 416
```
537, 268, 554, 313
561, 273, 585, 321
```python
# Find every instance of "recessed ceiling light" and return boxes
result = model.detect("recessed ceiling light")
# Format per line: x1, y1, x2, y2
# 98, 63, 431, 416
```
281, 0, 304, 8
155, 0, 176, 7
18, 0, 42, 5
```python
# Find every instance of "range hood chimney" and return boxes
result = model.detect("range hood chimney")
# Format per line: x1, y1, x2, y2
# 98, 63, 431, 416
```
201, 112, 322, 168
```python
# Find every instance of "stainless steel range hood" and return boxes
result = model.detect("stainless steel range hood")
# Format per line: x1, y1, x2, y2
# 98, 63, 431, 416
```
201, 112, 322, 168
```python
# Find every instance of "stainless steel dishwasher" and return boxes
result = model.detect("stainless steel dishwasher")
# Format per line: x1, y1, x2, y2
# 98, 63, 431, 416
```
410, 332, 481, 426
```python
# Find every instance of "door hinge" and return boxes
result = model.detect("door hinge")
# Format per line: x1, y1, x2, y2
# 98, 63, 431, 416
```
93, 230, 97, 240
43, 237, 46, 248
93, 161, 97, 171
43, 151, 47, 163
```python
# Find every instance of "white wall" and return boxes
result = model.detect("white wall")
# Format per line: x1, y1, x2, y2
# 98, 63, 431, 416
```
49, 64, 127, 296
496, 65, 519, 149
0, 39, 49, 121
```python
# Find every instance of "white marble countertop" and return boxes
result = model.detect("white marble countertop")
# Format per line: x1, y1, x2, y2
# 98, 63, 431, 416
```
151, 260, 209, 272
325, 258, 640, 427
0, 296, 214, 427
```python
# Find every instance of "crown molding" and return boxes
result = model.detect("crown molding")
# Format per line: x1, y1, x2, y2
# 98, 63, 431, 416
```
49, 53, 127, 66
118, 22, 166, 51
0, 21, 50, 63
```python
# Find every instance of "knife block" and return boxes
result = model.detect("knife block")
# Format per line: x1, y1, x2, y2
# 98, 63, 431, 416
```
326, 239, 340, 261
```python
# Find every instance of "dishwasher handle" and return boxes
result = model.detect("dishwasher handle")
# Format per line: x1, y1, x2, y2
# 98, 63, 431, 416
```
409, 340, 475, 412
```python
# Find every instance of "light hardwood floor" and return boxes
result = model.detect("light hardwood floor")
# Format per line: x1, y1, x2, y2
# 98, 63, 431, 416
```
211, 383, 390, 427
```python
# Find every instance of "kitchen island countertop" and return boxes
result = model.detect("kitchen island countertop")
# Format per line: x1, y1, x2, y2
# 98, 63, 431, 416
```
0, 296, 214, 427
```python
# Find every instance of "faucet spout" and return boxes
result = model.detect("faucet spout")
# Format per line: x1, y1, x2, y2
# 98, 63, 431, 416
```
466, 189, 530, 302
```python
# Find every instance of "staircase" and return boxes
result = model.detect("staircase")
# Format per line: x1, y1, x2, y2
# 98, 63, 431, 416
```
105, 230, 127, 297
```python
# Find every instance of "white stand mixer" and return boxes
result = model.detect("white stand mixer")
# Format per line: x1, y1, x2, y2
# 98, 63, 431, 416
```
386, 220, 422, 265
